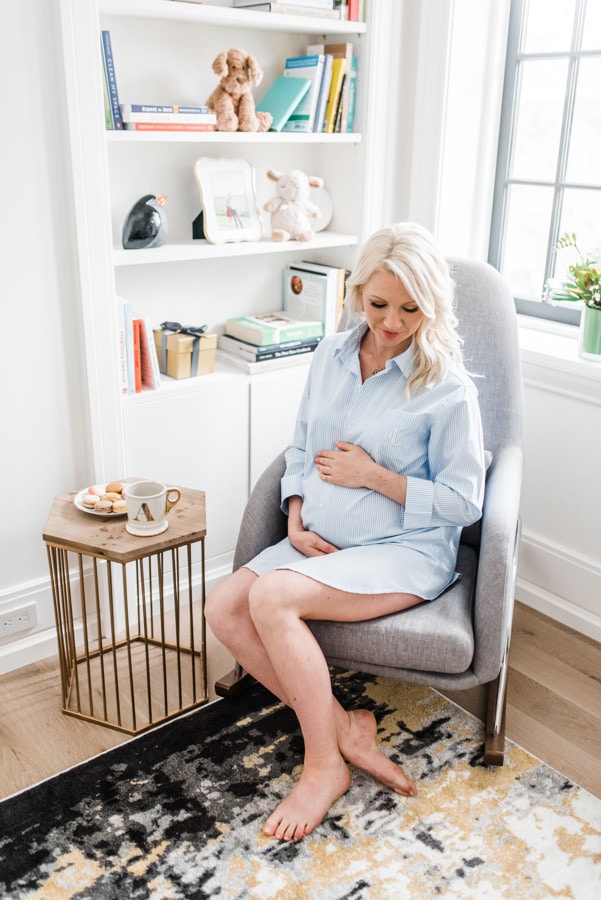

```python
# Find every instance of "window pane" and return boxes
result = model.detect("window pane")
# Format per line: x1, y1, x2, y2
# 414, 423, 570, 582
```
581, 0, 601, 50
502, 184, 555, 298
565, 59, 601, 183
522, 0, 576, 53
557, 188, 601, 271
511, 59, 568, 181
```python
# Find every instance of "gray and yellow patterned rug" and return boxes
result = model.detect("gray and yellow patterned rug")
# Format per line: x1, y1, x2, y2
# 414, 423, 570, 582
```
1, 670, 600, 899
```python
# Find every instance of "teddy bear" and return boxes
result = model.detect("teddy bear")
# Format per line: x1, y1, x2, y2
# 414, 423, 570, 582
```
263, 169, 324, 242
205, 48, 272, 133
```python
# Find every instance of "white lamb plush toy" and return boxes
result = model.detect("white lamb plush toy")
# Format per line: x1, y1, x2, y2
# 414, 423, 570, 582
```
263, 168, 323, 241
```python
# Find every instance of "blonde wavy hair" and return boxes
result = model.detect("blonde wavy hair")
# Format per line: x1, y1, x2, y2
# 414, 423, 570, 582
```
345, 222, 464, 396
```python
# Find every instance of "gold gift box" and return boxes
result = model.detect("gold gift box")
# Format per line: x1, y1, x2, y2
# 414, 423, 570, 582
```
154, 330, 217, 379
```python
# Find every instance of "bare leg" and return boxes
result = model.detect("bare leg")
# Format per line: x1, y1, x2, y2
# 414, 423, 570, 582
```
206, 570, 416, 795
206, 568, 420, 840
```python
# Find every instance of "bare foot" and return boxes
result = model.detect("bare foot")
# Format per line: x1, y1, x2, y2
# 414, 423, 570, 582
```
262, 757, 351, 841
338, 708, 417, 797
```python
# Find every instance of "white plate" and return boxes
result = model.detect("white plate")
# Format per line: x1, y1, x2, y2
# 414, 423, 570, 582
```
73, 484, 127, 517
312, 186, 333, 232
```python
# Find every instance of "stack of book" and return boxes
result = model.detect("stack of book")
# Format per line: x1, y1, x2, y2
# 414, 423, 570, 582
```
231, 0, 345, 20
120, 104, 217, 133
256, 42, 357, 133
100, 30, 217, 133
218, 312, 324, 373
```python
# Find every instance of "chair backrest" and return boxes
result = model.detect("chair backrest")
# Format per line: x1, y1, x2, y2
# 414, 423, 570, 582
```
338, 257, 522, 458
448, 257, 522, 458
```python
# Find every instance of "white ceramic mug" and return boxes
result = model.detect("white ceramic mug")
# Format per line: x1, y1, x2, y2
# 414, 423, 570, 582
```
124, 480, 181, 536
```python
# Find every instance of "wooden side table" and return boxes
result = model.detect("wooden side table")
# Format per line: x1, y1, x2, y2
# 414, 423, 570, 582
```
43, 484, 208, 734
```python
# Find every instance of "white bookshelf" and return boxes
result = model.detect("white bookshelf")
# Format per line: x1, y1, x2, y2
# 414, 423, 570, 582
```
59, 0, 378, 572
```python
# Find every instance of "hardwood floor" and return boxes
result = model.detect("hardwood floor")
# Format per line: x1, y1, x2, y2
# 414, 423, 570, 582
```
1, 602, 600, 801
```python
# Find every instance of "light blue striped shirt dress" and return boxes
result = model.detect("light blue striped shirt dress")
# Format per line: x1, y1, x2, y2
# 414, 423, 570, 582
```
246, 322, 485, 600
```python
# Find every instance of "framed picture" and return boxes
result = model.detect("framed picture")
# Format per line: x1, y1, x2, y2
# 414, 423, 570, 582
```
193, 157, 263, 244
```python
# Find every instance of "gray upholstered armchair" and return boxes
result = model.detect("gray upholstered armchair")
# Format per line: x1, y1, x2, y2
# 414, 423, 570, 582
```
217, 258, 523, 766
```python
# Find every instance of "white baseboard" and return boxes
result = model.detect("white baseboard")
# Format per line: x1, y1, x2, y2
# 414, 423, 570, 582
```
516, 529, 601, 643
516, 577, 601, 644
0, 553, 234, 677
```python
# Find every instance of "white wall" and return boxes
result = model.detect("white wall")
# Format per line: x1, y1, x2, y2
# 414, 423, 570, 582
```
1, 0, 94, 668
1, 0, 599, 675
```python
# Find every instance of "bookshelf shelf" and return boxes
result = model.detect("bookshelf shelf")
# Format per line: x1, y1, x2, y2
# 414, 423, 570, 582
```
113, 232, 358, 266
100, 0, 366, 36
107, 130, 362, 145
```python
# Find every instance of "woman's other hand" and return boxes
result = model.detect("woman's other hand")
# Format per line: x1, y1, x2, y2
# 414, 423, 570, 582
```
287, 495, 338, 557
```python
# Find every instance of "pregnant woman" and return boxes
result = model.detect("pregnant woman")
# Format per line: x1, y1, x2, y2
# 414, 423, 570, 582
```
205, 221, 485, 842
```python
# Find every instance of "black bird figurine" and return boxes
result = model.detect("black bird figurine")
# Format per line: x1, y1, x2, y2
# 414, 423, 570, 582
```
122, 194, 169, 249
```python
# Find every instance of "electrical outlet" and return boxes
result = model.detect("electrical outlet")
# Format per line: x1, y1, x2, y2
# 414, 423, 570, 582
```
0, 603, 37, 637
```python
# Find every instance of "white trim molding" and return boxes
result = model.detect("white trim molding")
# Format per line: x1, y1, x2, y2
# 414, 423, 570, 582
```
0, 554, 233, 676
517, 529, 601, 642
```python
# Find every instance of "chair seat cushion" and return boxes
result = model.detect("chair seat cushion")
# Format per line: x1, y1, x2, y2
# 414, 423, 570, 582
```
309, 544, 476, 675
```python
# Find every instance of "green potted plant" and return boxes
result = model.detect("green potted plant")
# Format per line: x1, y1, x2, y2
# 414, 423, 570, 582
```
547, 232, 601, 360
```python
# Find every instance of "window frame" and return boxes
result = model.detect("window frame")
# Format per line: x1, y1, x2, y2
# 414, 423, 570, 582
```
488, 0, 601, 326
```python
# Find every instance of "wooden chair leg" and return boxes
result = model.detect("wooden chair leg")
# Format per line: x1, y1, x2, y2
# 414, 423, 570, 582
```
484, 671, 506, 766
214, 663, 255, 699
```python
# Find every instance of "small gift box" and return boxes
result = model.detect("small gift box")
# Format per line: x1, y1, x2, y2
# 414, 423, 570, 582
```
154, 323, 217, 379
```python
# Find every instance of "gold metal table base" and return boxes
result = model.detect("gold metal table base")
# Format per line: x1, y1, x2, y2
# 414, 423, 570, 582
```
43, 486, 209, 734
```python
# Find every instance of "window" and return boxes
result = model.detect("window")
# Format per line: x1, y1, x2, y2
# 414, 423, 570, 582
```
489, 0, 601, 324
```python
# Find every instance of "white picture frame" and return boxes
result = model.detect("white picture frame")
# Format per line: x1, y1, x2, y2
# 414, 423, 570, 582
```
193, 157, 263, 244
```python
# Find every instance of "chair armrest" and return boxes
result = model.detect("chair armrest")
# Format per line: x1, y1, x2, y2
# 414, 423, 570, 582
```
233, 450, 288, 570
472, 444, 523, 682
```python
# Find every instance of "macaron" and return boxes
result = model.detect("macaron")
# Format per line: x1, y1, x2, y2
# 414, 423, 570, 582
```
82, 493, 98, 508
112, 499, 126, 514
102, 492, 122, 502
106, 481, 123, 494
94, 500, 113, 514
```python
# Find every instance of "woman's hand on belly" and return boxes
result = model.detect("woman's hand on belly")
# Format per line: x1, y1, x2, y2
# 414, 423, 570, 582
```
287, 494, 339, 557
315, 442, 377, 489
315, 442, 408, 506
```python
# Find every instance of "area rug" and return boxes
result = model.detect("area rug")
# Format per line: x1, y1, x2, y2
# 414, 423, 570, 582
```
1, 671, 600, 899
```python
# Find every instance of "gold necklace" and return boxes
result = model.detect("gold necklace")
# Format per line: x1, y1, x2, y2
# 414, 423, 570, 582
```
371, 366, 385, 376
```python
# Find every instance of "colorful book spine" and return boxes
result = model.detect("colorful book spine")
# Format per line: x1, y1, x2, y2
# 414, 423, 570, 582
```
324, 42, 353, 132
226, 312, 324, 346
216, 348, 315, 374
231, 2, 341, 16
119, 297, 135, 394
102, 60, 113, 131
346, 56, 358, 132
122, 113, 216, 124
234, 0, 335, 6
135, 318, 162, 390
323, 57, 346, 133
121, 104, 211, 115
347, 0, 359, 20
123, 122, 216, 132
132, 318, 142, 393
282, 54, 325, 133
116, 299, 128, 394
218, 333, 322, 360
313, 54, 333, 133
255, 75, 312, 132
100, 30, 122, 130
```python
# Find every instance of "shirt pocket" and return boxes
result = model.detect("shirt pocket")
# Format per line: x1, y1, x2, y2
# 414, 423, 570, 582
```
379, 410, 429, 472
